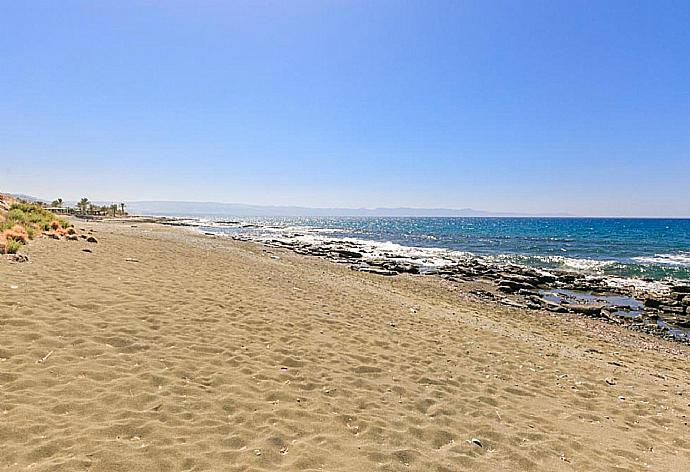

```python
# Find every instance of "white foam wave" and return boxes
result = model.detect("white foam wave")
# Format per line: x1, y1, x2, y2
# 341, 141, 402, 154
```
604, 276, 669, 292
200, 220, 688, 287
542, 256, 617, 271
632, 252, 690, 267
491, 254, 617, 272
265, 232, 471, 268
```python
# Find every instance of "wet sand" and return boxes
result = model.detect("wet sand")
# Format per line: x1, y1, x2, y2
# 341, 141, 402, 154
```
1, 222, 689, 471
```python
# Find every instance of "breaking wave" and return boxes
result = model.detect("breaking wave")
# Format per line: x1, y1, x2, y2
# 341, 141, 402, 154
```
632, 252, 690, 267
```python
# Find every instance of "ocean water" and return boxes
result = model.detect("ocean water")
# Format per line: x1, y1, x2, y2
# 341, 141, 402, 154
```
199, 217, 690, 282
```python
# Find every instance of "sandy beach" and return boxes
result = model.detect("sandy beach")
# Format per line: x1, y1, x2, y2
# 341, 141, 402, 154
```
1, 222, 689, 471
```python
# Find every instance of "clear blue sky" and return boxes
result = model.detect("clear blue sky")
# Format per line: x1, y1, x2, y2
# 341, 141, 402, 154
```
1, 1, 688, 216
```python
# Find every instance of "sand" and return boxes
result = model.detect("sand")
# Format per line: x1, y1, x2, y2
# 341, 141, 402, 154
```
1, 222, 689, 471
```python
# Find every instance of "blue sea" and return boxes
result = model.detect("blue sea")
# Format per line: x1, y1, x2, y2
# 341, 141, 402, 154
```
199, 217, 690, 283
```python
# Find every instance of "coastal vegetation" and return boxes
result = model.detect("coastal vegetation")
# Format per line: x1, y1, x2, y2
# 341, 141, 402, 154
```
60, 196, 127, 217
3, 194, 128, 217
1, 193, 127, 255
4, 202, 70, 232
0, 196, 72, 254
4, 238, 22, 254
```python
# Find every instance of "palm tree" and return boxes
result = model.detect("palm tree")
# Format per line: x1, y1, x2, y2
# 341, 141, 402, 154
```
119, 203, 126, 215
50, 198, 63, 208
78, 197, 90, 215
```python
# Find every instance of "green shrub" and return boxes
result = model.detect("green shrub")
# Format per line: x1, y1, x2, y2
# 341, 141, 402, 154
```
5, 239, 22, 254
2, 202, 71, 244
7, 208, 27, 222
9, 202, 39, 214
29, 212, 48, 224
9, 203, 30, 212
6, 202, 67, 233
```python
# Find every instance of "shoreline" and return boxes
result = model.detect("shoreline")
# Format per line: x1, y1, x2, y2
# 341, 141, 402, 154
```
111, 214, 690, 344
2, 220, 689, 470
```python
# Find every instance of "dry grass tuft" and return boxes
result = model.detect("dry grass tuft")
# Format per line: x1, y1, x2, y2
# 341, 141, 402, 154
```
0, 234, 23, 254
3, 225, 29, 244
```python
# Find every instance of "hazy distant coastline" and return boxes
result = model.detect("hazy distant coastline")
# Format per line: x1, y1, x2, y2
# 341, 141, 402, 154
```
14, 194, 690, 218
7, 194, 572, 217
112, 201, 574, 218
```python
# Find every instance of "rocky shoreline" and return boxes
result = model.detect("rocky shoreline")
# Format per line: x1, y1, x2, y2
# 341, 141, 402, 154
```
225, 230, 690, 344
103, 215, 690, 344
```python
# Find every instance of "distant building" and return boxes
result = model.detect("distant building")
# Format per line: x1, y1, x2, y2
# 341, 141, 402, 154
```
44, 207, 72, 215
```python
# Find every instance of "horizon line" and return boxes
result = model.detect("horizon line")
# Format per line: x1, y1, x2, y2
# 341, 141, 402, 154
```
5, 193, 690, 219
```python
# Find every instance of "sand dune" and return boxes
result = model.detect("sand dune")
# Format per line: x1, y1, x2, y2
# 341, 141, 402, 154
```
1, 222, 689, 471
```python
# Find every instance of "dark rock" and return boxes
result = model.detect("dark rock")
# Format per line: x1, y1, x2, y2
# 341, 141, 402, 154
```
565, 303, 604, 316
333, 249, 362, 259
501, 274, 541, 286
600, 310, 622, 324
558, 274, 579, 284
470, 289, 496, 300
644, 297, 665, 308
82, 248, 92, 253
497, 284, 518, 294
388, 263, 419, 274
497, 279, 536, 292
352, 266, 397, 276
540, 299, 567, 313
366, 259, 419, 274
66, 234, 79, 241
7, 254, 29, 263
660, 305, 685, 314
86, 236, 98, 243
470, 438, 483, 448
536, 273, 557, 284
500, 298, 527, 309
671, 285, 690, 294
365, 258, 391, 268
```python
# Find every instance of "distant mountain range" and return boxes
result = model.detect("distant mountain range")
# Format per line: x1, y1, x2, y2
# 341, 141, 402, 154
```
123, 201, 570, 217
6, 193, 43, 203
5, 193, 570, 217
